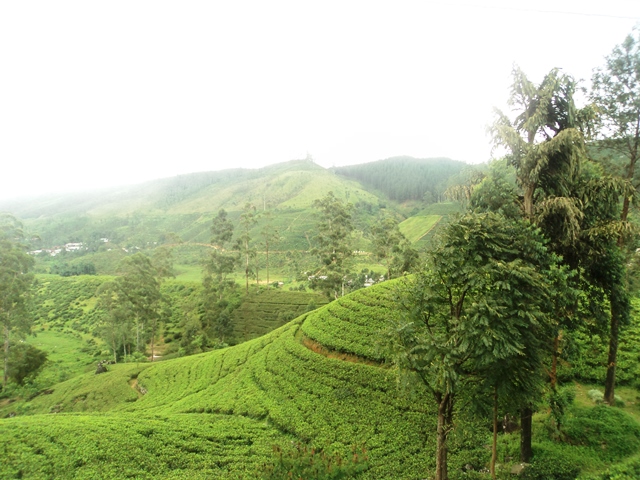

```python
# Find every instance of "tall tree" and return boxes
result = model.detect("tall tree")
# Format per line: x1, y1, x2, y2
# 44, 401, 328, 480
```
387, 213, 561, 480
204, 209, 237, 300
236, 203, 257, 293
311, 192, 354, 299
0, 218, 34, 388
591, 29, 640, 404
489, 66, 589, 459
260, 210, 280, 288
115, 253, 164, 360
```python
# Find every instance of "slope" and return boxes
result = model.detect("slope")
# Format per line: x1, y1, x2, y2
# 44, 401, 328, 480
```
0, 279, 439, 479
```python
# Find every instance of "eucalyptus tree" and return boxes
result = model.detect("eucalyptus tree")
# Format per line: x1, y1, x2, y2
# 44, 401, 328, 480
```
0, 217, 34, 387
260, 210, 280, 288
591, 30, 640, 404
388, 212, 564, 480
115, 253, 164, 360
236, 203, 257, 293
205, 209, 238, 300
311, 192, 354, 299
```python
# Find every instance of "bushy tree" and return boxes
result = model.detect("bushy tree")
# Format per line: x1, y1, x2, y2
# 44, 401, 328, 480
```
6, 343, 47, 386
387, 212, 565, 480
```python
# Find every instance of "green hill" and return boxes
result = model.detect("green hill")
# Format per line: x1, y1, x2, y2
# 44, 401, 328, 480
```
3, 278, 640, 479
1, 280, 439, 479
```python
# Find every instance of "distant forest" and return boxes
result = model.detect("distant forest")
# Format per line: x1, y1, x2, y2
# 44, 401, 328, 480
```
333, 156, 467, 203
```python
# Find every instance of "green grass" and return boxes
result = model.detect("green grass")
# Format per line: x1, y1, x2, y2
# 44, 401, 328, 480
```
24, 329, 99, 386
398, 215, 442, 243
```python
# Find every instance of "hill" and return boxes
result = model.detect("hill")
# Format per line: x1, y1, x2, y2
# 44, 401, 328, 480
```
0, 158, 471, 279
3, 279, 640, 479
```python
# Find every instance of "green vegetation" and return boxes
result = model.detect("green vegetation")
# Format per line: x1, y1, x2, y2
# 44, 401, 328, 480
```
397, 215, 441, 243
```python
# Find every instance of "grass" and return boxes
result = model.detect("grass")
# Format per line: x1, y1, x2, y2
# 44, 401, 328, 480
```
24, 329, 98, 386
398, 215, 442, 243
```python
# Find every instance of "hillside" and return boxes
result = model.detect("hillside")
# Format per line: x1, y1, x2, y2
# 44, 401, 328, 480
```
0, 280, 438, 479
333, 156, 467, 203
3, 279, 640, 479
0, 158, 466, 265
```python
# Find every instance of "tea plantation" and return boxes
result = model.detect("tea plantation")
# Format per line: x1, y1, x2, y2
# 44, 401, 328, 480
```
2, 279, 640, 479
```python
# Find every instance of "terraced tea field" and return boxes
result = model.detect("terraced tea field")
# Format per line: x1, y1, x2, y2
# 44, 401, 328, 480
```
0, 279, 440, 479
3, 278, 640, 479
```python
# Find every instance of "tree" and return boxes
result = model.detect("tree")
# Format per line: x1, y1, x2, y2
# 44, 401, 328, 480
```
311, 192, 354, 299
490, 66, 584, 220
489, 66, 590, 459
370, 215, 417, 280
591, 29, 640, 225
114, 253, 164, 361
7, 343, 47, 386
96, 280, 132, 363
260, 210, 280, 289
0, 217, 34, 388
387, 213, 561, 480
591, 29, 640, 404
204, 209, 237, 301
236, 203, 257, 293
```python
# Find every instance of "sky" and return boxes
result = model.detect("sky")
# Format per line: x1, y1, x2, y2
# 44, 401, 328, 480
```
1, 1, 639, 201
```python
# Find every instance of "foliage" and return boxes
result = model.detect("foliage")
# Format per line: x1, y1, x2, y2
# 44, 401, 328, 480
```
0, 216, 35, 387
386, 212, 564, 480
334, 156, 467, 203
259, 443, 369, 479
4, 342, 48, 386
310, 192, 355, 299
370, 215, 418, 279
521, 444, 581, 480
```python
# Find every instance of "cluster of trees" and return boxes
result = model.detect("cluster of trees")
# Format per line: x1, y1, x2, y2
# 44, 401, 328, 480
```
96, 251, 173, 363
0, 216, 47, 389
389, 30, 640, 480
334, 156, 467, 203
308, 191, 418, 299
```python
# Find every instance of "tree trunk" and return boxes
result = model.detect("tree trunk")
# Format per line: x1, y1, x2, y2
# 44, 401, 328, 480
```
3, 324, 10, 387
435, 393, 452, 480
523, 184, 535, 219
520, 406, 533, 463
604, 299, 620, 405
491, 386, 498, 479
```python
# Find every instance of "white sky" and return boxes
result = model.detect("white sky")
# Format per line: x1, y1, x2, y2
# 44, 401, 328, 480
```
1, 1, 639, 201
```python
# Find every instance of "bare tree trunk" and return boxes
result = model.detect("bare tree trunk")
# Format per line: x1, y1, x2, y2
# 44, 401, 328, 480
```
520, 406, 533, 463
491, 386, 498, 479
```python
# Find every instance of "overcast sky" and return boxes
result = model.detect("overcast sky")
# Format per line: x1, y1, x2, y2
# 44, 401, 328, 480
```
1, 1, 639, 201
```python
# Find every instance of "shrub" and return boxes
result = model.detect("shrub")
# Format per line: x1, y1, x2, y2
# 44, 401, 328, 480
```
521, 445, 580, 480
258, 443, 368, 480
